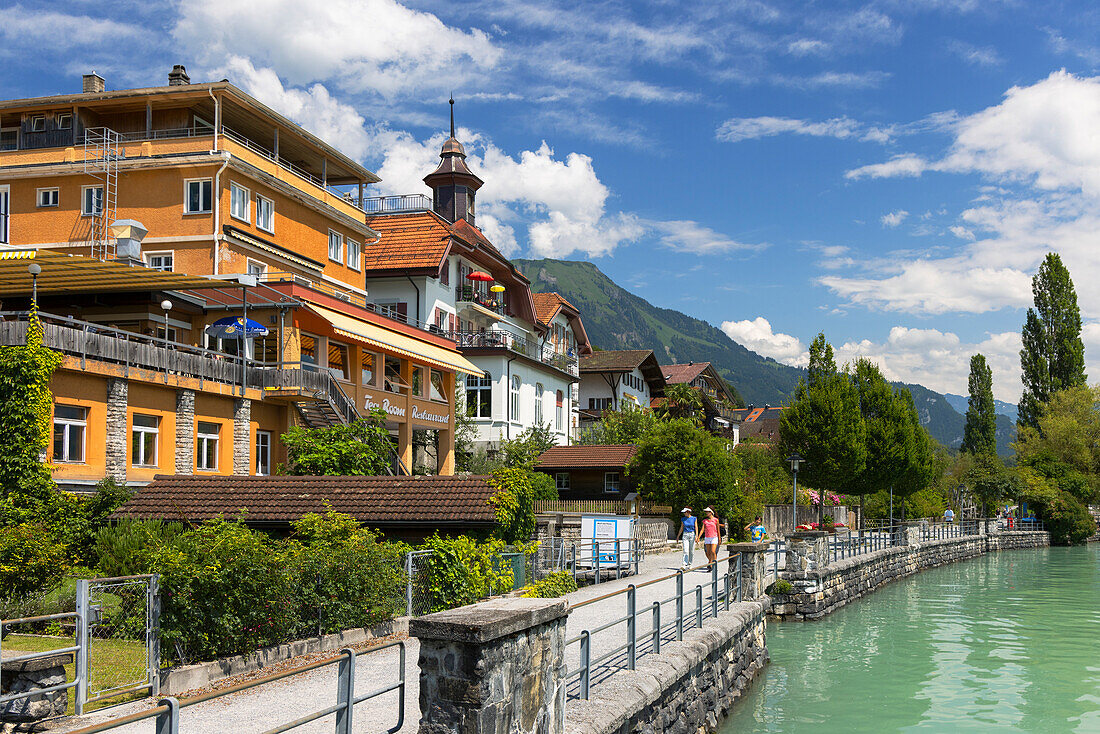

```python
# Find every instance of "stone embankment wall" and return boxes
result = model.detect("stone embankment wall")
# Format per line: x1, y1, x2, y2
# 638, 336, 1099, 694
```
772, 531, 1050, 620
564, 601, 769, 734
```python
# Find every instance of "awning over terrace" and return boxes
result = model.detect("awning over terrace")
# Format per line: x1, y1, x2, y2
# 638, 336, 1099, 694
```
0, 250, 228, 297
303, 301, 483, 377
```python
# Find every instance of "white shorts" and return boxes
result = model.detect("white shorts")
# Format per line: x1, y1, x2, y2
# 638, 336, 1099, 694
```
704, 537, 719, 546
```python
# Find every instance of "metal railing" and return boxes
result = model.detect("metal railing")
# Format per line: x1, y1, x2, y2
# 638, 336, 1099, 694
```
444, 329, 578, 375
64, 641, 406, 734
359, 194, 432, 215
566, 554, 741, 699
564, 539, 642, 585
0, 612, 84, 713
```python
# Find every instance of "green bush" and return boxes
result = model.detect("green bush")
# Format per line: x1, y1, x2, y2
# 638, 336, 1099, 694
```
489, 468, 542, 543
522, 571, 577, 598
766, 579, 793, 596
287, 510, 407, 634
152, 519, 298, 664
419, 534, 515, 613
94, 519, 185, 577
0, 524, 70, 601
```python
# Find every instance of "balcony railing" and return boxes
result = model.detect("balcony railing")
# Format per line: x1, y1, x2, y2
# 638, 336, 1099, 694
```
358, 194, 431, 215
444, 329, 578, 376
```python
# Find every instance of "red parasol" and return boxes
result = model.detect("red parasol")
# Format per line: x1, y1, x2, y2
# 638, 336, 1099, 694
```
466, 270, 493, 282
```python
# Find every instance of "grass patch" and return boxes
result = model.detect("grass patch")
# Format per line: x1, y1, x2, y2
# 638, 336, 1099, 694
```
4, 633, 148, 714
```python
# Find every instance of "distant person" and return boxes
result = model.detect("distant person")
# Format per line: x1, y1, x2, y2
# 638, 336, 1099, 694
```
698, 507, 722, 569
944, 507, 955, 524
745, 516, 767, 542
677, 507, 697, 569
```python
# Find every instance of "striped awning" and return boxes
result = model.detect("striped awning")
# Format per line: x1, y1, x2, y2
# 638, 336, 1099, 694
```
0, 250, 229, 297
303, 301, 482, 376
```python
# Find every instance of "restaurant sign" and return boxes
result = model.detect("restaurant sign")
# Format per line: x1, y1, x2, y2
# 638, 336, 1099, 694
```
365, 396, 406, 418
411, 404, 451, 425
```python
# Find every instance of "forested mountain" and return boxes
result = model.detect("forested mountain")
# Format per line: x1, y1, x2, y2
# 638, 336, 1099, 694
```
515, 258, 1014, 457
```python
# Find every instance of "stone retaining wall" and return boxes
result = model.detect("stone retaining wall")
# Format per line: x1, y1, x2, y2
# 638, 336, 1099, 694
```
771, 531, 1050, 620
564, 600, 769, 734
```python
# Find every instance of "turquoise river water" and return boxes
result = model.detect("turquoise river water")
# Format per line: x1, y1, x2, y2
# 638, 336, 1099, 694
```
722, 544, 1100, 733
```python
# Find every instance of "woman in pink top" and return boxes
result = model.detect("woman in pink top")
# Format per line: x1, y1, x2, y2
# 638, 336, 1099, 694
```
697, 506, 722, 568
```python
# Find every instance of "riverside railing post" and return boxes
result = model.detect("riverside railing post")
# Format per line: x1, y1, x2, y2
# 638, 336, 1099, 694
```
580, 631, 591, 700
615, 539, 621, 580
595, 545, 602, 585
695, 585, 703, 627
75, 579, 89, 716
634, 539, 640, 576
711, 563, 719, 618
676, 571, 684, 640
626, 585, 636, 670
651, 602, 661, 654
154, 697, 179, 734
335, 648, 355, 734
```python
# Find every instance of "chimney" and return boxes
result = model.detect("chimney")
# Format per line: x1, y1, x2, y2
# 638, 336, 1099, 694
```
168, 65, 190, 86
83, 73, 106, 94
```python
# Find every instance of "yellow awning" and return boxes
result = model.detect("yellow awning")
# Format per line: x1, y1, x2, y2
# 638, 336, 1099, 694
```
0, 249, 230, 297
304, 301, 483, 377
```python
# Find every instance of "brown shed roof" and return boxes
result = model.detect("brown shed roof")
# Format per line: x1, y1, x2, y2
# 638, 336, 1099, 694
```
111, 474, 498, 527
661, 362, 710, 385
580, 350, 654, 372
536, 444, 638, 469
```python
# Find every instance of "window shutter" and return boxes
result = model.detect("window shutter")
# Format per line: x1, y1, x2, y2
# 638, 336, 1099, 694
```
396, 302, 408, 322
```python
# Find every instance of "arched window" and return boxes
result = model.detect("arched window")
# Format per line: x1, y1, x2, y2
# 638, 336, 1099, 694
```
510, 375, 521, 421
466, 371, 492, 418
535, 382, 545, 426
555, 390, 564, 431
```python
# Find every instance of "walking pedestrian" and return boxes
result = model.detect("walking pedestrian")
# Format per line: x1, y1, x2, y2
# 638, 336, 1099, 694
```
698, 506, 722, 570
677, 507, 697, 568
745, 516, 767, 542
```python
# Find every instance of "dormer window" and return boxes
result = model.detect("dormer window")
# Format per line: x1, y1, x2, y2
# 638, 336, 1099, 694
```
56, 113, 72, 130
29, 116, 45, 132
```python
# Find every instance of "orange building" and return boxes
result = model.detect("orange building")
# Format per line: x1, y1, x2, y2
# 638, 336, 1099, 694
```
0, 68, 479, 490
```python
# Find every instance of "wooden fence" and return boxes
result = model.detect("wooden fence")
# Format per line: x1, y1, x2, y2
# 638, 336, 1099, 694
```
534, 499, 673, 517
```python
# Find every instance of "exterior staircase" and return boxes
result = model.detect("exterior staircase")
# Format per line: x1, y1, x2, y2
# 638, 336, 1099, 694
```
295, 398, 344, 428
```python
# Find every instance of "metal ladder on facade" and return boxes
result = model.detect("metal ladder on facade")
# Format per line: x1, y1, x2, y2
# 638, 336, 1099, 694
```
83, 127, 121, 260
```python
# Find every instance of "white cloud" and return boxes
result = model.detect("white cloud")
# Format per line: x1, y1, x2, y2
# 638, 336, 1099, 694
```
949, 225, 976, 241
174, 0, 500, 98
717, 116, 887, 143
721, 317, 808, 368
846, 154, 930, 179
832, 328, 1023, 403
948, 40, 1004, 67
881, 210, 909, 227
649, 221, 765, 254
0, 6, 144, 46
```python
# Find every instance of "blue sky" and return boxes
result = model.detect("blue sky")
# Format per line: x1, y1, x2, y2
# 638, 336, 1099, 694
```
4, 0, 1100, 402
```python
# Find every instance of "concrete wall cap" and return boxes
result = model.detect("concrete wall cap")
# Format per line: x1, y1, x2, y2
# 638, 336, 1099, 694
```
410, 596, 569, 643
728, 541, 770, 551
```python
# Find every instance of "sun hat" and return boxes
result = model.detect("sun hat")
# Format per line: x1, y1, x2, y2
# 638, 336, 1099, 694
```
704, 506, 715, 513
681, 507, 692, 513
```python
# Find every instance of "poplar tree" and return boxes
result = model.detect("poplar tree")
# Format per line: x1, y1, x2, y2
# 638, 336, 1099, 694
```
962, 354, 997, 455
1019, 253, 1086, 430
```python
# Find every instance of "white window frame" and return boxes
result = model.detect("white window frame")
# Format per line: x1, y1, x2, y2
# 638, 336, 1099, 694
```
196, 421, 220, 471
255, 430, 272, 476
535, 382, 544, 426
53, 405, 87, 463
29, 115, 45, 132
144, 251, 174, 272
556, 391, 564, 432
230, 181, 250, 223
604, 472, 621, 494
246, 259, 268, 278
466, 372, 492, 418
131, 414, 159, 468
256, 194, 274, 233
56, 113, 72, 130
36, 187, 59, 208
510, 375, 521, 421
184, 178, 213, 215
81, 185, 103, 217
328, 230, 344, 262
555, 472, 570, 492
346, 238, 361, 271
0, 185, 9, 244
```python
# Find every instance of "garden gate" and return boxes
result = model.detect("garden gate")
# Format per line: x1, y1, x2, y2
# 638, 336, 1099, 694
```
75, 574, 160, 713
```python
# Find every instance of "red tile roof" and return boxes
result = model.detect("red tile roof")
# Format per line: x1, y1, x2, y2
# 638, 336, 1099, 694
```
661, 362, 710, 384
536, 445, 638, 469
363, 211, 452, 274
532, 292, 579, 325
111, 474, 498, 526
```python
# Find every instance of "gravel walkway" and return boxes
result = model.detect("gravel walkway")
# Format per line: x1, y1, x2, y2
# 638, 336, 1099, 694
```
51, 549, 723, 733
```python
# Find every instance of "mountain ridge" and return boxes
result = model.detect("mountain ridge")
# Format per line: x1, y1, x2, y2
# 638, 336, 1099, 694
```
515, 257, 1015, 457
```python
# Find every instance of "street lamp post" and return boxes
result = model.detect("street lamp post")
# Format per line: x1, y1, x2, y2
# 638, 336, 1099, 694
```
28, 263, 41, 305
787, 454, 805, 534
160, 299, 173, 383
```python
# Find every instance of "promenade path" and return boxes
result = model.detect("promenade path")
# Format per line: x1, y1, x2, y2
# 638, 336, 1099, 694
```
56, 549, 714, 734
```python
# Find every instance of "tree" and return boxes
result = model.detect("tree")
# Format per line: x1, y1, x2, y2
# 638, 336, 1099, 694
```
850, 359, 914, 498
627, 419, 754, 534
778, 335, 866, 507
281, 409, 394, 475
656, 383, 704, 424
578, 405, 660, 445
965, 453, 1019, 517
962, 354, 997, 455
498, 424, 558, 469
1014, 385, 1100, 504
1019, 253, 1086, 430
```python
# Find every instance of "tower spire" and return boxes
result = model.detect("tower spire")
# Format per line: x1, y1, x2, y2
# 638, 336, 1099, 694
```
449, 95, 455, 139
